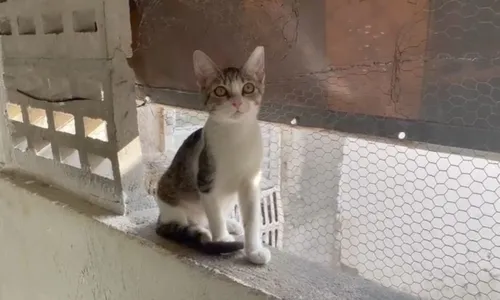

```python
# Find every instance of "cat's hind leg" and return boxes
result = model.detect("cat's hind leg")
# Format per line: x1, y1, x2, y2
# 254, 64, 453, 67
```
156, 199, 243, 254
156, 200, 212, 243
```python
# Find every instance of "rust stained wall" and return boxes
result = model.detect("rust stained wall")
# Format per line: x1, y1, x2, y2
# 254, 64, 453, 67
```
324, 0, 428, 119
129, 0, 428, 120
129, 0, 325, 87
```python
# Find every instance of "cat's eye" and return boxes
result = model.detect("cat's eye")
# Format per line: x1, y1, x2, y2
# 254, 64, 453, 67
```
242, 83, 255, 94
213, 86, 227, 97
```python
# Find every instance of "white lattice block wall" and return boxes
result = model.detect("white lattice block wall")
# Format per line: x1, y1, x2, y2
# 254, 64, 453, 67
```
0, 0, 130, 59
0, 0, 139, 214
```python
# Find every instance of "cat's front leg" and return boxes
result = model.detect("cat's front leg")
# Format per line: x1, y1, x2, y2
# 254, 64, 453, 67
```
201, 192, 235, 242
238, 177, 271, 265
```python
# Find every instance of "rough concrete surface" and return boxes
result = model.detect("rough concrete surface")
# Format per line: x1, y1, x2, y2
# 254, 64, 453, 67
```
0, 171, 272, 300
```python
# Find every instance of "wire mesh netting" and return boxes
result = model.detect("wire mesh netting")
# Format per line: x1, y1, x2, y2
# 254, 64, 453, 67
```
130, 0, 500, 299
142, 107, 500, 300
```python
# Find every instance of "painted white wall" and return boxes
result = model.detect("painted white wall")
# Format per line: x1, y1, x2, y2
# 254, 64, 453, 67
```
0, 175, 271, 300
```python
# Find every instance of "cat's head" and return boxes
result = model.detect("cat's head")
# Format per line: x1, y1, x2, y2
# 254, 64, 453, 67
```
193, 46, 265, 123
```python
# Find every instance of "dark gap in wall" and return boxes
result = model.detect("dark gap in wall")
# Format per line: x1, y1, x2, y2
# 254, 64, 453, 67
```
17, 16, 36, 35
73, 9, 97, 33
0, 17, 11, 35
42, 13, 63, 34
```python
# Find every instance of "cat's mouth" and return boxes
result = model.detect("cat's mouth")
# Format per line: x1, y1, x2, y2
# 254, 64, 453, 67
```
228, 112, 245, 120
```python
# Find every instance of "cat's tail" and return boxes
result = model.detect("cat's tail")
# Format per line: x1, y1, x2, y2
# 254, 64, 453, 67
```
156, 222, 244, 255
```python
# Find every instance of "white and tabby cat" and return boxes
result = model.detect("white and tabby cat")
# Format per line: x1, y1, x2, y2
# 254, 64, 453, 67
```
154, 46, 270, 265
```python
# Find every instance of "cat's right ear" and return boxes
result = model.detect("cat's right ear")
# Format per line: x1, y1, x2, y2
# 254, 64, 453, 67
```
193, 50, 219, 89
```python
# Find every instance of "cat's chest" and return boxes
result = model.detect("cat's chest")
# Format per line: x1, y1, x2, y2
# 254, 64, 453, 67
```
215, 140, 262, 170
206, 126, 262, 175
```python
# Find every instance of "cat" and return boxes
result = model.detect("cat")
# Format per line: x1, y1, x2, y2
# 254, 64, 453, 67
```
154, 46, 271, 265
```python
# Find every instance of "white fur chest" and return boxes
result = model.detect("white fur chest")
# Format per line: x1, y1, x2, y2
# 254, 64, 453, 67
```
204, 120, 262, 185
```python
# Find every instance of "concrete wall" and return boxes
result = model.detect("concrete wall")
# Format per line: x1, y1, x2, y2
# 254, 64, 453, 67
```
0, 173, 270, 300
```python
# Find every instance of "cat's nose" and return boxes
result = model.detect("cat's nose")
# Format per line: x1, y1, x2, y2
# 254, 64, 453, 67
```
232, 101, 242, 109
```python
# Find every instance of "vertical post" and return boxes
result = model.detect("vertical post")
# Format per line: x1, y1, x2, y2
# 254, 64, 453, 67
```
0, 40, 10, 165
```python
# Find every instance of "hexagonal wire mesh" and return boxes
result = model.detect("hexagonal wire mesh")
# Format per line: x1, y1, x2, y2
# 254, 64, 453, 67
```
148, 107, 500, 300
130, 0, 500, 299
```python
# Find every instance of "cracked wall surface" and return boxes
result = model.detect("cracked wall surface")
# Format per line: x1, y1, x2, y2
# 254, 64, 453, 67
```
129, 0, 427, 119
130, 0, 500, 153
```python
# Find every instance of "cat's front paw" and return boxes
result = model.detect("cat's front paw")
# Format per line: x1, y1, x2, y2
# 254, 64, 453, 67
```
246, 247, 271, 265
214, 234, 236, 243
226, 219, 244, 236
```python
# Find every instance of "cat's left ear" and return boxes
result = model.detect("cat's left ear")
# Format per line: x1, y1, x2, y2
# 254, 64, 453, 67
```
193, 50, 220, 89
242, 46, 265, 83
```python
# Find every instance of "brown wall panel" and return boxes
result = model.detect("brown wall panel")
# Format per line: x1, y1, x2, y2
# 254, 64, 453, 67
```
324, 0, 428, 119
129, 0, 428, 120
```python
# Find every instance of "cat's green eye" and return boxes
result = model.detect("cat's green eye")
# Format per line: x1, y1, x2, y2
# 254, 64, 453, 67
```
213, 86, 227, 97
242, 83, 255, 94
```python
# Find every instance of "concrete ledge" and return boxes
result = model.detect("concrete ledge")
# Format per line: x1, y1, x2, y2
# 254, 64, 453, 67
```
0, 171, 417, 300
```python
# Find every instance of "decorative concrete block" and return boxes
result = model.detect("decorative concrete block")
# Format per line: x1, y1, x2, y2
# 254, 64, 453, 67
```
0, 0, 138, 214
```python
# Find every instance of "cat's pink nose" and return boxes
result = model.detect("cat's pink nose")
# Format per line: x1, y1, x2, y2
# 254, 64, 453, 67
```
232, 101, 242, 108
